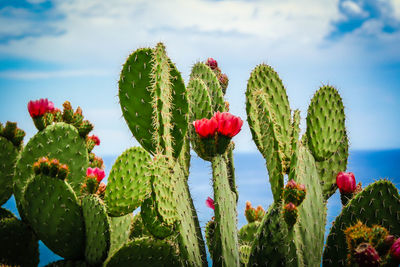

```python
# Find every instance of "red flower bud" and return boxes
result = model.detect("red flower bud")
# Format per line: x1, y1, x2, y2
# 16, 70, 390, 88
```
205, 58, 218, 70
390, 238, 400, 261
336, 172, 356, 194
28, 98, 54, 118
206, 197, 215, 210
193, 118, 218, 138
214, 111, 243, 138
89, 135, 100, 146
286, 179, 297, 189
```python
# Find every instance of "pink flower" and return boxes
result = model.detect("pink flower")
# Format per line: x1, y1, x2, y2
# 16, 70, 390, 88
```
205, 58, 218, 70
336, 172, 356, 194
214, 111, 243, 138
193, 117, 218, 138
390, 238, 400, 261
206, 197, 215, 210
27, 98, 55, 118
86, 167, 105, 182
89, 135, 100, 146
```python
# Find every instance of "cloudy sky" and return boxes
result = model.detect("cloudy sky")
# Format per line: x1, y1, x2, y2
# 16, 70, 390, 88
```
0, 0, 399, 156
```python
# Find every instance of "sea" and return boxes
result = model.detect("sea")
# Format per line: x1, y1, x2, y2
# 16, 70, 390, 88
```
3, 149, 400, 266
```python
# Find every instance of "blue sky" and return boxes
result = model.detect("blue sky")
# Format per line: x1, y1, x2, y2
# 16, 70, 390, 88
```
0, 0, 399, 155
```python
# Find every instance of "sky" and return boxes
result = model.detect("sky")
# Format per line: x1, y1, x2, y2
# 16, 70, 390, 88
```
0, 0, 399, 156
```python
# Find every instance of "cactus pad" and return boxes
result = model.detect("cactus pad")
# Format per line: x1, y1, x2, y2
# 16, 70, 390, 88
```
104, 146, 152, 216
105, 237, 181, 266
306, 85, 346, 161
0, 216, 39, 267
82, 194, 110, 265
14, 122, 88, 215
23, 174, 85, 259
109, 213, 133, 255
190, 62, 225, 113
0, 137, 19, 205
119, 43, 188, 158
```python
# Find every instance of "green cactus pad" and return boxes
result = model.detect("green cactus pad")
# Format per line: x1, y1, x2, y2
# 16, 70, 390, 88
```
211, 154, 240, 266
130, 212, 150, 239
23, 174, 85, 259
0, 217, 39, 267
109, 213, 133, 255
82, 195, 110, 265
187, 78, 213, 120
248, 202, 301, 267
104, 146, 152, 216
292, 144, 326, 266
190, 62, 225, 113
246, 94, 284, 201
105, 237, 181, 267
323, 180, 400, 266
140, 197, 174, 239
205, 219, 216, 261
315, 133, 349, 199
150, 155, 178, 225
173, 163, 207, 267
306, 85, 346, 161
14, 122, 88, 215
119, 47, 156, 154
246, 64, 292, 165
0, 137, 19, 205
44, 260, 88, 267
119, 43, 188, 158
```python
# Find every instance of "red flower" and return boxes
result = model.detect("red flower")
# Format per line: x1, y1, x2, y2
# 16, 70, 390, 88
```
336, 172, 356, 194
214, 111, 243, 138
206, 197, 215, 210
86, 167, 105, 182
193, 117, 218, 138
89, 135, 100, 146
28, 98, 55, 118
390, 238, 400, 261
205, 58, 218, 70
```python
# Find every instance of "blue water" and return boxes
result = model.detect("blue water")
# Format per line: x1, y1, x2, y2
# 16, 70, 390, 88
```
3, 149, 400, 266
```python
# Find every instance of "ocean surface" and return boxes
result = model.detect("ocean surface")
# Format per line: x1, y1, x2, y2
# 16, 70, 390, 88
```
3, 149, 400, 266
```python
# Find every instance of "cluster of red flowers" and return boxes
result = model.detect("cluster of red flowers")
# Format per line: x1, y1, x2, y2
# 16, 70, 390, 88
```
193, 112, 243, 139
27, 98, 55, 118
86, 167, 105, 183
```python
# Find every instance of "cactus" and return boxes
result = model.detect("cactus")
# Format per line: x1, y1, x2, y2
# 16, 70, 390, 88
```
1, 43, 400, 267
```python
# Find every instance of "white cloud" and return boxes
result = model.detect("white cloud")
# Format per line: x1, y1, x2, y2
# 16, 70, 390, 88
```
390, 0, 400, 19
341, 1, 369, 18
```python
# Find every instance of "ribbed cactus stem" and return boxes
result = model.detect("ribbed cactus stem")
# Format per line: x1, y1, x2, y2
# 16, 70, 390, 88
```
211, 154, 239, 267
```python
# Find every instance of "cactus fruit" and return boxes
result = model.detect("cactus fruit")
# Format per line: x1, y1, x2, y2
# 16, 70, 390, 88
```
337, 171, 357, 205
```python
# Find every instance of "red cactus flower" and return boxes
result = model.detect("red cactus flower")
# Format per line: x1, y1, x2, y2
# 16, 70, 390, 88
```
27, 98, 54, 118
89, 135, 100, 146
86, 167, 105, 182
336, 172, 356, 194
193, 117, 218, 138
206, 197, 215, 210
205, 58, 218, 70
390, 238, 400, 261
214, 111, 243, 138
